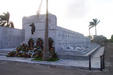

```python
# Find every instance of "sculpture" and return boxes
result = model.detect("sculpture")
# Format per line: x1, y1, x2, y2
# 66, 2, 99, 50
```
29, 23, 35, 34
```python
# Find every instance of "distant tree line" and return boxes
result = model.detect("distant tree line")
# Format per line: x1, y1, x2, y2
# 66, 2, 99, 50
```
91, 34, 113, 46
0, 12, 14, 28
91, 35, 107, 46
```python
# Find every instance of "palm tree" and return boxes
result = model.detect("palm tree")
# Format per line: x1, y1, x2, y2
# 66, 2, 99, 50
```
88, 24, 93, 37
0, 12, 14, 28
0, 13, 7, 26
89, 18, 100, 35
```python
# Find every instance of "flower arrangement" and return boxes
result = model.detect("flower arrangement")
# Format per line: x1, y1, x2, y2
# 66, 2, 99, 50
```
7, 37, 58, 61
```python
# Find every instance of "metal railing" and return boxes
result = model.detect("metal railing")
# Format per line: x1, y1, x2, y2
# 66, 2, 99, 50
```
100, 54, 105, 71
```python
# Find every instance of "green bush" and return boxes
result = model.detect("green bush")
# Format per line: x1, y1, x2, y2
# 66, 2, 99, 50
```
32, 57, 59, 62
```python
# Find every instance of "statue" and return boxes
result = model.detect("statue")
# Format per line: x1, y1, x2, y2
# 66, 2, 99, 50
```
29, 23, 35, 34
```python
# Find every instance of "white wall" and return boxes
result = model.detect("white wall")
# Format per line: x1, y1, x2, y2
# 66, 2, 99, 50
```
55, 26, 91, 52
0, 27, 25, 49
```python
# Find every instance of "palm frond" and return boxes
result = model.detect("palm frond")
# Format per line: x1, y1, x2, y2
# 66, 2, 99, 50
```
89, 25, 94, 29
92, 18, 100, 26
3, 12, 10, 22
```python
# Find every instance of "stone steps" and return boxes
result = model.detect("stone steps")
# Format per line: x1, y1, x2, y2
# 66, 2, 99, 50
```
58, 46, 100, 60
58, 55, 89, 60
0, 50, 9, 56
0, 48, 15, 56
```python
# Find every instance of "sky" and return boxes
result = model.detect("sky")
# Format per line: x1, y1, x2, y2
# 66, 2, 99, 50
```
0, 0, 113, 38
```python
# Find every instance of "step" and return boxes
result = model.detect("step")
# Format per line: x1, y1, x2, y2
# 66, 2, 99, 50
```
57, 46, 101, 60
0, 50, 9, 53
0, 53, 7, 56
0, 48, 15, 56
0, 51, 9, 56
58, 55, 89, 60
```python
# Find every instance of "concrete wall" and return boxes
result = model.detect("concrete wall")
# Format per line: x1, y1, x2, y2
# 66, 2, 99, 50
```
0, 27, 25, 49
55, 26, 91, 53
22, 14, 57, 42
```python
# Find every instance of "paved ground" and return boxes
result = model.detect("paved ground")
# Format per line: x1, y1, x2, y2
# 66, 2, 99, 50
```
0, 43, 113, 75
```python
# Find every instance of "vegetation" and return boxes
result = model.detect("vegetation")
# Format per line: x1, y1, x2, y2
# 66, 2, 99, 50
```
47, 58, 59, 62
32, 57, 43, 61
32, 57, 59, 62
91, 35, 108, 46
89, 18, 100, 36
109, 35, 113, 42
91, 34, 113, 45
0, 12, 14, 28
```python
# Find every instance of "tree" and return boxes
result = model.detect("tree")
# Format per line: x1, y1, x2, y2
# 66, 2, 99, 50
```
88, 23, 93, 38
109, 35, 113, 42
89, 18, 100, 36
0, 12, 14, 28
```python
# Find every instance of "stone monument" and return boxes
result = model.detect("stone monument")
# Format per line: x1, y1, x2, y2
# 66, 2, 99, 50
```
22, 13, 100, 60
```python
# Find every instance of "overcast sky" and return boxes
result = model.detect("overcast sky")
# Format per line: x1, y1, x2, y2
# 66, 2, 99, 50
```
0, 0, 113, 38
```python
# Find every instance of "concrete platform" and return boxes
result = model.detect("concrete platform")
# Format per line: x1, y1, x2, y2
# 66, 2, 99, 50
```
0, 47, 104, 70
